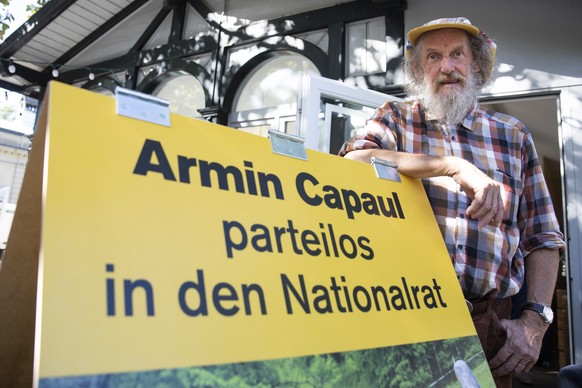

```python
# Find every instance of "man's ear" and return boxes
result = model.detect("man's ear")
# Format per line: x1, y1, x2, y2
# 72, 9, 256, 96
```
471, 62, 480, 73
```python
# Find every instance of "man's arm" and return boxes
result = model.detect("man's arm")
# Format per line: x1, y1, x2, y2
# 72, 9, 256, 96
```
343, 148, 504, 228
489, 248, 561, 376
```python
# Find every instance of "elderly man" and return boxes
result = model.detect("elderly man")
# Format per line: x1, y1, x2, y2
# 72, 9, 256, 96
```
339, 17, 565, 386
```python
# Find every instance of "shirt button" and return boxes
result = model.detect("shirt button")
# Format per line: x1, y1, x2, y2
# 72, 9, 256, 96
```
459, 213, 465, 219
457, 245, 464, 251
451, 136, 456, 141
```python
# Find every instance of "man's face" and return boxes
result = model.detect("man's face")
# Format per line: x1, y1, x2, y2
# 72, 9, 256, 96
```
417, 28, 474, 96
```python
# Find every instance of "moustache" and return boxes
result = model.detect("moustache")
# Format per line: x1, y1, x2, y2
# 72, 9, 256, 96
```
435, 72, 467, 87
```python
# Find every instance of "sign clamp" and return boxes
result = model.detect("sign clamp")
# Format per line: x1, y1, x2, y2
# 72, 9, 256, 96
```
268, 130, 308, 160
371, 157, 400, 182
115, 86, 171, 127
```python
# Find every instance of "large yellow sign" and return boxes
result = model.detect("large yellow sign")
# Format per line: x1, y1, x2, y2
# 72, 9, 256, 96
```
0, 82, 492, 386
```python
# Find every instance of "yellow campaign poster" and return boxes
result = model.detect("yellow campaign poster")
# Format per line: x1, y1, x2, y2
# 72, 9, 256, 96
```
1, 82, 494, 387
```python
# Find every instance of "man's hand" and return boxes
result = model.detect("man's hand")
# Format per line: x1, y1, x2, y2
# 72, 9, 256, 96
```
342, 150, 505, 228
488, 311, 549, 377
447, 160, 505, 229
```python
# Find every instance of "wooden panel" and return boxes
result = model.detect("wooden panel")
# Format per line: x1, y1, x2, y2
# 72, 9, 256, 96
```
33, 32, 74, 53
78, 1, 116, 20
51, 16, 93, 38
64, 4, 101, 30
17, 44, 57, 63
101, 0, 133, 13
43, 24, 83, 46
64, 0, 160, 67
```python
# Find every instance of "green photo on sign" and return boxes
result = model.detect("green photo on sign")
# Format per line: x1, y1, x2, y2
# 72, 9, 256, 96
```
40, 336, 493, 387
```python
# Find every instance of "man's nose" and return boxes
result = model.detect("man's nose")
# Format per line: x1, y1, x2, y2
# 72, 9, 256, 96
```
440, 57, 455, 74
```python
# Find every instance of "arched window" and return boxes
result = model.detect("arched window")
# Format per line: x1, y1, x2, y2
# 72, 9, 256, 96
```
228, 53, 320, 137
151, 73, 206, 119
137, 59, 210, 120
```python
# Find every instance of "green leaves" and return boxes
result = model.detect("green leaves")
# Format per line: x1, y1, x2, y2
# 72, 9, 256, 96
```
0, 0, 13, 41
26, 0, 50, 15
0, 0, 50, 41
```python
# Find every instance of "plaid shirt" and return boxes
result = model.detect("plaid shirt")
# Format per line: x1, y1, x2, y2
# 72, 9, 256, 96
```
340, 100, 565, 299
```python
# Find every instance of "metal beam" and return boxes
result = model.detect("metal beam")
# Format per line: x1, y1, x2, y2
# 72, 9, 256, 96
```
131, 8, 172, 52
0, 80, 28, 95
169, 0, 187, 44
136, 36, 218, 66
58, 52, 139, 85
238, 0, 407, 38
0, 61, 48, 86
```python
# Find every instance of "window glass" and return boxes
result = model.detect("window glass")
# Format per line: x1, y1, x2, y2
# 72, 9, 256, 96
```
153, 74, 206, 119
234, 54, 319, 111
229, 53, 320, 135
346, 17, 386, 76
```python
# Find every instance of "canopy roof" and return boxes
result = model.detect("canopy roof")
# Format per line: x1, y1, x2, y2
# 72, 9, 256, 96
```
1, 0, 401, 97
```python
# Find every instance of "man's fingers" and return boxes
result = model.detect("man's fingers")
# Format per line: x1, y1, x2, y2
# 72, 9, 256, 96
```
466, 183, 503, 228
493, 193, 504, 227
467, 199, 494, 227
479, 209, 496, 229
489, 318, 544, 377
482, 185, 504, 228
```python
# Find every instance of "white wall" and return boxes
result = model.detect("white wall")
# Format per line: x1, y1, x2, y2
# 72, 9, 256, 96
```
405, 0, 582, 364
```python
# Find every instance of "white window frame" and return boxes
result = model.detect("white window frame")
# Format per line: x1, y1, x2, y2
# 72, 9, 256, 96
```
228, 103, 297, 133
297, 73, 400, 152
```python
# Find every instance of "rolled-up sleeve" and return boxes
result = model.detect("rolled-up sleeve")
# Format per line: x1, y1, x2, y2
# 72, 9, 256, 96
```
338, 102, 399, 156
518, 132, 566, 256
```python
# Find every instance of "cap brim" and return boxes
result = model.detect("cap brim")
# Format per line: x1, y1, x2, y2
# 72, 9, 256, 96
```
407, 23, 480, 45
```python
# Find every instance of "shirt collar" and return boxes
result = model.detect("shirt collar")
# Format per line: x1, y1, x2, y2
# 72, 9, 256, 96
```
461, 105, 482, 132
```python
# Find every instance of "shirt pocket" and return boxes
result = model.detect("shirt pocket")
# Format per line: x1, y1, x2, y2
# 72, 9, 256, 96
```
486, 168, 523, 227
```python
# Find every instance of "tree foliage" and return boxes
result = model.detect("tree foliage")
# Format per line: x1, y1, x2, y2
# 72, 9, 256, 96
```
40, 337, 493, 388
0, 0, 49, 41
26, 0, 49, 15
0, 0, 14, 41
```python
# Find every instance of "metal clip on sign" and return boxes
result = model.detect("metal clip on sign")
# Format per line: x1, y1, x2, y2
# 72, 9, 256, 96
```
268, 130, 308, 161
371, 157, 400, 182
115, 86, 171, 127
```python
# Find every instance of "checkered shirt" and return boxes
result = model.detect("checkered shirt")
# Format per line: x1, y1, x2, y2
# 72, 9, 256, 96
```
340, 100, 565, 299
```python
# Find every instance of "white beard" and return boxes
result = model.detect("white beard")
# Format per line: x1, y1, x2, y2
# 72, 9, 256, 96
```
413, 71, 481, 125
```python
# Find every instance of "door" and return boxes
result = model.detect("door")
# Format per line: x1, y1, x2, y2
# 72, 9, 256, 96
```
481, 95, 570, 369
